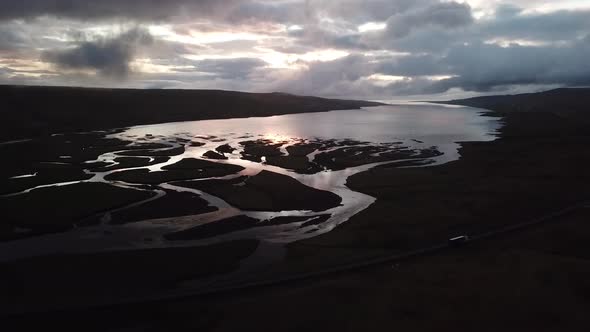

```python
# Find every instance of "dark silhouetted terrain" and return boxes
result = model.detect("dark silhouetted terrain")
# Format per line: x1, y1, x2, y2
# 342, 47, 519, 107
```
0, 85, 382, 141
4, 88, 590, 331
443, 88, 590, 123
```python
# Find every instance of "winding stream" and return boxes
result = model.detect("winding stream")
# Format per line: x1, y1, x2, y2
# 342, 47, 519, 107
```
0, 104, 502, 261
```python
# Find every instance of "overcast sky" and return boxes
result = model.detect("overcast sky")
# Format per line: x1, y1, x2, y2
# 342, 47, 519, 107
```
1, 0, 589, 99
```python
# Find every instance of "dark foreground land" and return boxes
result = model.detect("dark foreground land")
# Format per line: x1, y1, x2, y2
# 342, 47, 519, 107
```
4, 88, 590, 330
0, 85, 381, 141
32, 207, 590, 332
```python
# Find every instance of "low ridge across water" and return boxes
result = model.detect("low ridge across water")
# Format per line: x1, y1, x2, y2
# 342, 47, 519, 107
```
0, 104, 501, 260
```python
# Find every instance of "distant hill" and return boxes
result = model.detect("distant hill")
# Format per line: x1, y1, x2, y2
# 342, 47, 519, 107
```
0, 85, 383, 141
442, 88, 590, 121
440, 88, 590, 137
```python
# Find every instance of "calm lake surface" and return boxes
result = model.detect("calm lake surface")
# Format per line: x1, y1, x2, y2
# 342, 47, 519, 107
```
122, 103, 501, 162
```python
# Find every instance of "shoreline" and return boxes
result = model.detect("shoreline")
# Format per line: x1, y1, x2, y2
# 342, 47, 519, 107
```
0, 85, 383, 141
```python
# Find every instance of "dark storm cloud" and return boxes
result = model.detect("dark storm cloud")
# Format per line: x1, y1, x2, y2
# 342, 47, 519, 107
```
274, 54, 375, 96
0, 0, 308, 25
3, 0, 590, 97
432, 40, 590, 92
0, 0, 241, 21
275, 29, 590, 97
345, 4, 590, 95
385, 1, 473, 38
227, 1, 305, 24
0, 66, 15, 76
493, 4, 523, 18
311, 0, 436, 23
288, 25, 367, 51
379, 77, 446, 96
296, 55, 372, 87
0, 0, 443, 26
42, 28, 153, 78
296, 1, 474, 53
479, 8, 590, 41
376, 54, 448, 77
0, 27, 26, 51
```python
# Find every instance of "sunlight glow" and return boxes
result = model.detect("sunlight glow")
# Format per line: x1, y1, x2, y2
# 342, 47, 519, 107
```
131, 59, 196, 74
259, 49, 349, 68
427, 75, 456, 81
367, 74, 406, 82
184, 48, 349, 70
484, 38, 555, 47
287, 25, 304, 31
365, 74, 454, 87
149, 24, 263, 45
260, 133, 292, 144
358, 22, 386, 33
465, 0, 590, 15
0, 58, 54, 75
521, 1, 590, 14
365, 74, 406, 87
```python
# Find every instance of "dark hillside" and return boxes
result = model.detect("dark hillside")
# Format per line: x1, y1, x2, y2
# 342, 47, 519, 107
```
0, 85, 382, 141
442, 88, 590, 122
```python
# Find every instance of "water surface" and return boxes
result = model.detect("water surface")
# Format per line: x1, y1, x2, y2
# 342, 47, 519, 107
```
0, 104, 501, 260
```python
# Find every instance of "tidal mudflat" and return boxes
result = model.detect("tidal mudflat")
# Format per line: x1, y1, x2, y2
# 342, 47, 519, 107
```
0, 105, 500, 262
0, 103, 503, 313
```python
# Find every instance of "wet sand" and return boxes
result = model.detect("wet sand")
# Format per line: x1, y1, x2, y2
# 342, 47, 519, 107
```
313, 143, 441, 171
109, 190, 217, 224
0, 162, 93, 195
89, 156, 171, 172
117, 146, 186, 157
0, 130, 437, 245
174, 170, 342, 212
104, 158, 244, 184
165, 215, 261, 241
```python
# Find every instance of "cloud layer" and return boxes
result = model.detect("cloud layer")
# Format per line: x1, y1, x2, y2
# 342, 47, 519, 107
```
41, 27, 153, 78
1, 0, 589, 98
0, 0, 237, 21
